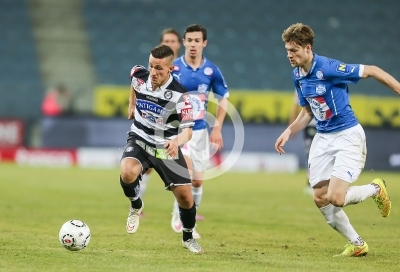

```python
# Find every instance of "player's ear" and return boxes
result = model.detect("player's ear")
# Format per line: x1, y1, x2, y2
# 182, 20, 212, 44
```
203, 40, 208, 47
169, 65, 174, 73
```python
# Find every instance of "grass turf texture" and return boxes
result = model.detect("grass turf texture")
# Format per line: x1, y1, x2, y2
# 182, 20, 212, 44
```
1, 162, 400, 272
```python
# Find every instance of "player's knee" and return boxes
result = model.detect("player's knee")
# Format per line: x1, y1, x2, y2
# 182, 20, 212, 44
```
120, 161, 141, 183
313, 189, 329, 207
120, 170, 140, 184
175, 189, 193, 208
313, 194, 328, 207
191, 179, 202, 187
327, 193, 345, 207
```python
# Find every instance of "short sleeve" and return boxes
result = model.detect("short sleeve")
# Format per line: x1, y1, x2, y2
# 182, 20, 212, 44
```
323, 59, 363, 85
129, 65, 148, 91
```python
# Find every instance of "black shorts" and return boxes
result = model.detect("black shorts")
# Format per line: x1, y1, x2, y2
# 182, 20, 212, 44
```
121, 133, 191, 190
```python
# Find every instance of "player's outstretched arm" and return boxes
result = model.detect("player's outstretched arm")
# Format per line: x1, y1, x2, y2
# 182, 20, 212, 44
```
128, 85, 136, 120
362, 65, 400, 95
275, 105, 313, 155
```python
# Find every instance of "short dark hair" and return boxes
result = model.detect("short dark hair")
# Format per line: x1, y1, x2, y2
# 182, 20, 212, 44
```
150, 44, 174, 60
184, 24, 207, 41
159, 28, 181, 43
282, 23, 315, 47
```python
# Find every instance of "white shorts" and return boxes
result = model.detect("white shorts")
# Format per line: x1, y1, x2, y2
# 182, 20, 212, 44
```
308, 124, 367, 187
181, 128, 210, 172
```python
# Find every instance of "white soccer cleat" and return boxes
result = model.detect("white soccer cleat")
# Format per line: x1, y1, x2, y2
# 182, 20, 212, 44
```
182, 238, 204, 254
192, 225, 201, 239
171, 209, 182, 233
126, 202, 144, 234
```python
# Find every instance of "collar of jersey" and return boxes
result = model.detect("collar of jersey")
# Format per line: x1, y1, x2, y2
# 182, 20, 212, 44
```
179, 55, 207, 71
297, 53, 318, 78
146, 74, 173, 92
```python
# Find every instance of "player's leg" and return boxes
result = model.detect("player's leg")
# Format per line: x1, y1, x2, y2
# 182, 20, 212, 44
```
309, 131, 367, 257
190, 169, 203, 239
190, 129, 210, 220
153, 150, 203, 253
330, 125, 391, 217
171, 153, 192, 233
120, 142, 150, 234
314, 180, 368, 257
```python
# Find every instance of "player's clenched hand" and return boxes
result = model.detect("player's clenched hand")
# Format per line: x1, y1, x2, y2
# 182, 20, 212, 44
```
275, 129, 292, 155
128, 104, 135, 120
164, 138, 179, 158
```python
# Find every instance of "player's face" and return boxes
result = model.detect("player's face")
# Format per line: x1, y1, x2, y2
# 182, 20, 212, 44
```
148, 55, 173, 87
285, 42, 311, 67
161, 33, 181, 57
183, 31, 207, 58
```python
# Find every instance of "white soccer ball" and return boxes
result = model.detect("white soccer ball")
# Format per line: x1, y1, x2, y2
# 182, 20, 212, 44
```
59, 219, 91, 251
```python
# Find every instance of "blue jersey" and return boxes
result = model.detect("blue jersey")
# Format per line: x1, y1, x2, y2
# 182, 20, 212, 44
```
171, 56, 229, 130
293, 53, 364, 133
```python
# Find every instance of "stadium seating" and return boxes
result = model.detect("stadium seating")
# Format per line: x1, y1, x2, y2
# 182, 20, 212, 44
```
0, 0, 43, 118
83, 0, 399, 95
0, 0, 398, 122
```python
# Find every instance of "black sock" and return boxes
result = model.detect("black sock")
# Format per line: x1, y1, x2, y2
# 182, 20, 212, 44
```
179, 203, 196, 241
120, 176, 142, 209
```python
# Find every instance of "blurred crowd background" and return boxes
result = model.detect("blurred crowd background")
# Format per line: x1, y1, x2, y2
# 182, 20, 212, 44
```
1, 0, 399, 170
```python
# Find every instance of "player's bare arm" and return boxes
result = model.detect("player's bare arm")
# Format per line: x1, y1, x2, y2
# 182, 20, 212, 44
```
361, 65, 400, 95
275, 105, 313, 155
210, 97, 228, 151
128, 85, 136, 119
164, 127, 193, 157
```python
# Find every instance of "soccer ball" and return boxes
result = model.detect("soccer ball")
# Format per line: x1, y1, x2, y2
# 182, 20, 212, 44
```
59, 219, 91, 251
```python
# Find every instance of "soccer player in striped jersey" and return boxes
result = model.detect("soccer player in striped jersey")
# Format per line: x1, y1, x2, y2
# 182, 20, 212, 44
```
276, 23, 400, 257
139, 28, 182, 213
119, 44, 203, 254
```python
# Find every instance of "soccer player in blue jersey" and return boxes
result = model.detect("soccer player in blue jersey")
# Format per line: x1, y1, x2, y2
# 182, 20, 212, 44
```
170, 24, 229, 238
275, 23, 400, 257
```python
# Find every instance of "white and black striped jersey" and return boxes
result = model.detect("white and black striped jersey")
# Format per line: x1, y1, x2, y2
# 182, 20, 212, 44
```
129, 65, 194, 145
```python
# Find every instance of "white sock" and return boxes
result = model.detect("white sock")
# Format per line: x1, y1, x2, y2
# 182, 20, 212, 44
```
343, 184, 378, 207
319, 204, 364, 246
139, 173, 151, 197
192, 185, 203, 209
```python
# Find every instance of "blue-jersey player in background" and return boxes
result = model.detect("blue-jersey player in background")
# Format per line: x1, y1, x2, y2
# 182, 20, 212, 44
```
170, 24, 229, 239
275, 23, 400, 257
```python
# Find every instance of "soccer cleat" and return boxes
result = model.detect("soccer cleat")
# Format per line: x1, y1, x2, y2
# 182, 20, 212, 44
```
126, 202, 144, 234
333, 242, 368, 257
171, 209, 182, 233
182, 238, 204, 254
371, 178, 391, 217
192, 225, 201, 239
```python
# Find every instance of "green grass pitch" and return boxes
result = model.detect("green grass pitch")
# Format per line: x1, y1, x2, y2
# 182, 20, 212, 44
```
1, 162, 400, 271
